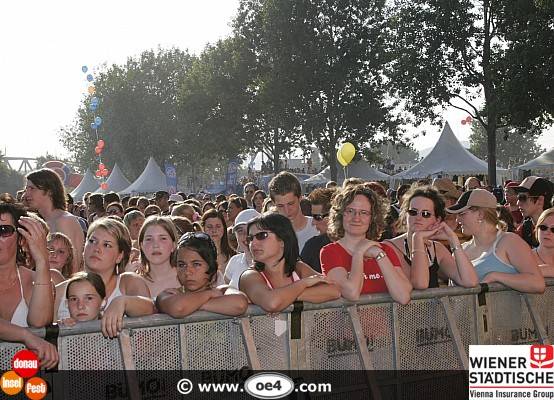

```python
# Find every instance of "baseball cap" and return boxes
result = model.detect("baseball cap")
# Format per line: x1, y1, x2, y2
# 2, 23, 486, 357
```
446, 189, 497, 214
432, 178, 462, 200
233, 209, 261, 232
513, 177, 554, 198
504, 181, 520, 189
169, 194, 184, 202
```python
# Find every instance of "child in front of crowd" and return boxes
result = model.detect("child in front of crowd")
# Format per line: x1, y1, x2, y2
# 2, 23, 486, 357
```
60, 272, 106, 326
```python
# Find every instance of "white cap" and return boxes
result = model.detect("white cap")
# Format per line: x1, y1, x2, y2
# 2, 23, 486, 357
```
233, 209, 261, 231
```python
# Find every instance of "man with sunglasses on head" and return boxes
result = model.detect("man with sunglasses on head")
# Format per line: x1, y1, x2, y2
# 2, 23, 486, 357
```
268, 172, 319, 253
300, 188, 336, 273
514, 176, 554, 248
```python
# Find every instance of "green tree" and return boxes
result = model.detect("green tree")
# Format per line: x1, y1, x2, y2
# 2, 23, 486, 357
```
234, 0, 402, 179
469, 123, 544, 168
386, 0, 554, 185
59, 48, 194, 180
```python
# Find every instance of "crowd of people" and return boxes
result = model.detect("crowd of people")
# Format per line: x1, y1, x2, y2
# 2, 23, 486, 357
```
1, 167, 553, 369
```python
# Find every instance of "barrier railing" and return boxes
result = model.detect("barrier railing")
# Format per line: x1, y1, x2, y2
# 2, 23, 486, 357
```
2, 280, 554, 399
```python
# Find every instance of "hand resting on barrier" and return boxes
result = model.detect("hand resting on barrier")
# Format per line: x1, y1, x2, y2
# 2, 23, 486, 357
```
156, 232, 249, 318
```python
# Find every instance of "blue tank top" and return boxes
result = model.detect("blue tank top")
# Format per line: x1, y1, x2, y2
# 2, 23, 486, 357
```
470, 232, 517, 280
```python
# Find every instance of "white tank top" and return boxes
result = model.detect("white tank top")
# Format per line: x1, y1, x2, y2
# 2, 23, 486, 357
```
10, 268, 29, 327
58, 274, 123, 320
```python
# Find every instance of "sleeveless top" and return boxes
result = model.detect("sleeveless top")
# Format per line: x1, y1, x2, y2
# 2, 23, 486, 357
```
259, 270, 301, 290
11, 268, 29, 327
469, 232, 517, 280
402, 239, 440, 288
57, 274, 123, 320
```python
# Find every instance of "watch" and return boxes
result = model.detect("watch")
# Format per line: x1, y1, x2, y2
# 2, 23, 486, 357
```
375, 251, 387, 261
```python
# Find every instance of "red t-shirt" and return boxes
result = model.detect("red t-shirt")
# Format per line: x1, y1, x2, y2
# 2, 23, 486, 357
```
320, 242, 401, 294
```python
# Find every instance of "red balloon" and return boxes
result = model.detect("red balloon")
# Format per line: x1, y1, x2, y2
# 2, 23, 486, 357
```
100, 183, 108, 190
99, 163, 105, 171
461, 119, 466, 125
97, 139, 105, 149
95, 170, 102, 177
95, 146, 102, 155
101, 169, 109, 177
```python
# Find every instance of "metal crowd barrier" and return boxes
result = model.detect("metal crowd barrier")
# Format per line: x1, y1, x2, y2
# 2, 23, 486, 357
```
2, 280, 554, 399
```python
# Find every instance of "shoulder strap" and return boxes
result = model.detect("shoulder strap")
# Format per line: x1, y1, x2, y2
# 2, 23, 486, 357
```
259, 270, 273, 289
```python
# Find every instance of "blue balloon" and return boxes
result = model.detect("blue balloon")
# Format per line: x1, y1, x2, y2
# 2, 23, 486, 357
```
94, 116, 102, 126
82, 66, 88, 73
91, 97, 99, 105
91, 123, 97, 130
87, 74, 94, 82
89, 103, 97, 111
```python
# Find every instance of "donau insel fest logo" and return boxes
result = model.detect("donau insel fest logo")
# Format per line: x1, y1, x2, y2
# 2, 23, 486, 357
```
469, 345, 554, 400
1, 349, 47, 399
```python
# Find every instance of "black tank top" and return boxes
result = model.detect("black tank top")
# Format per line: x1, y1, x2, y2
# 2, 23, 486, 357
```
403, 239, 440, 288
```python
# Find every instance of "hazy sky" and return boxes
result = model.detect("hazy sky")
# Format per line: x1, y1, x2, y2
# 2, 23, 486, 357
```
1, 0, 552, 164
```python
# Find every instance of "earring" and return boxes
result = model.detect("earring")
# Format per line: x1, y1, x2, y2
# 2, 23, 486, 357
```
477, 219, 483, 224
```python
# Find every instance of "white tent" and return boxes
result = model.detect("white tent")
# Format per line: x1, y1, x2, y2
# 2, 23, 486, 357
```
94, 163, 131, 194
120, 157, 168, 194
304, 160, 390, 185
70, 169, 99, 201
393, 122, 505, 179
517, 148, 554, 170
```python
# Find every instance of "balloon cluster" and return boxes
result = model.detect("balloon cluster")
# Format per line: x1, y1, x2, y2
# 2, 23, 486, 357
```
461, 115, 473, 125
82, 65, 109, 190
337, 142, 356, 167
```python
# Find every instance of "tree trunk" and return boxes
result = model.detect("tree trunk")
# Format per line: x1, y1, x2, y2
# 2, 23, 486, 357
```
329, 151, 338, 182
486, 120, 497, 186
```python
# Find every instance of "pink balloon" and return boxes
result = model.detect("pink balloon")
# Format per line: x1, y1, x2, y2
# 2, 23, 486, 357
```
100, 183, 108, 190
461, 120, 466, 125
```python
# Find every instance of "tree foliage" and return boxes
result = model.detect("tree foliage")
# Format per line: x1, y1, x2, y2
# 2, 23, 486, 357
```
0, 153, 25, 196
469, 123, 544, 168
386, 0, 554, 184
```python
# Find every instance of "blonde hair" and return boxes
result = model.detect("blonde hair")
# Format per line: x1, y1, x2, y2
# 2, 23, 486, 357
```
87, 218, 132, 274
472, 206, 507, 232
47, 232, 74, 278
536, 207, 554, 241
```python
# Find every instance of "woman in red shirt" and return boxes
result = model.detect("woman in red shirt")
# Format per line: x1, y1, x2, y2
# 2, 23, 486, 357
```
320, 184, 412, 304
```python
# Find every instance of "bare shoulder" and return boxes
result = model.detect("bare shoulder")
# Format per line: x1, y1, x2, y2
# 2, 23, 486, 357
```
498, 232, 528, 249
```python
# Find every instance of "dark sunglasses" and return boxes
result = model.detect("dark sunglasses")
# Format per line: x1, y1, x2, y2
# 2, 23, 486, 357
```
246, 231, 271, 244
538, 225, 554, 234
407, 209, 434, 218
312, 213, 329, 221
0, 225, 16, 238
517, 194, 538, 202
179, 232, 211, 242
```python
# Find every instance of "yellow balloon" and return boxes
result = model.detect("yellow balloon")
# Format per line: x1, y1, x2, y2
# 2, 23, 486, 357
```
339, 142, 356, 164
88, 86, 96, 95
337, 149, 348, 167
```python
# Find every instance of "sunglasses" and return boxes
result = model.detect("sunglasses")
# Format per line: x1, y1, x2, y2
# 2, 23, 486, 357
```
0, 225, 16, 238
538, 225, 554, 234
179, 232, 211, 242
107, 209, 121, 215
246, 231, 271, 244
312, 213, 329, 221
407, 209, 434, 218
517, 194, 538, 202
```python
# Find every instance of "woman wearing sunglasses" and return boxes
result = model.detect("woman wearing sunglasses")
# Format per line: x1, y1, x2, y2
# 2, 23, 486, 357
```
384, 186, 478, 289
320, 184, 412, 303
156, 232, 248, 317
447, 189, 544, 293
239, 213, 340, 313
55, 218, 155, 338
532, 208, 554, 277
0, 202, 54, 328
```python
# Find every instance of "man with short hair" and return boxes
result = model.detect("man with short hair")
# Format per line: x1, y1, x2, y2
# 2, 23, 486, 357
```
243, 182, 258, 208
268, 172, 318, 252
514, 176, 554, 248
103, 192, 121, 208
154, 191, 170, 215
300, 188, 335, 272
464, 177, 481, 191
25, 168, 84, 273
87, 193, 106, 222
504, 181, 523, 226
